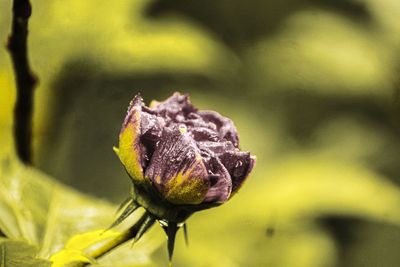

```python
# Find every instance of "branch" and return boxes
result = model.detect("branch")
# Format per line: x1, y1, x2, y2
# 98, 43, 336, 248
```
6, 0, 37, 164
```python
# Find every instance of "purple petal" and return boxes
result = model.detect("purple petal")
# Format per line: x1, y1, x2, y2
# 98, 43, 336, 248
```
139, 112, 165, 169
122, 94, 143, 131
118, 92, 255, 206
198, 140, 254, 194
198, 111, 239, 147
188, 127, 220, 142
198, 140, 235, 154
201, 150, 232, 203
219, 152, 255, 193
151, 93, 196, 123
145, 126, 210, 204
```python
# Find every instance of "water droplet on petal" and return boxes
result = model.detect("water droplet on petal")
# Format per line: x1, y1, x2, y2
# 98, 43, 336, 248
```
235, 161, 243, 168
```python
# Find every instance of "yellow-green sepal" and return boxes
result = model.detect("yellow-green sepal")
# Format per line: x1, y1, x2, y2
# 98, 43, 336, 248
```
117, 95, 146, 184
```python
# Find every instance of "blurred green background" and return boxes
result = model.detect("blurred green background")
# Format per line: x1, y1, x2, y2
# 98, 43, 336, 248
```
2, 0, 400, 266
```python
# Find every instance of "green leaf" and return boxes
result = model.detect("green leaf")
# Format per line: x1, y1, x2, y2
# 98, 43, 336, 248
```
0, 238, 50, 267
0, 157, 163, 266
49, 229, 120, 267
50, 250, 94, 267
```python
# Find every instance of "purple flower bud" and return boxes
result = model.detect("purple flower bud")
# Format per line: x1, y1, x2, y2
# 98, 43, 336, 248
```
116, 92, 255, 217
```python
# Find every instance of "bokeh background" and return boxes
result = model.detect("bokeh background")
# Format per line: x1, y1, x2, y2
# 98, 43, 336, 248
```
2, 0, 400, 266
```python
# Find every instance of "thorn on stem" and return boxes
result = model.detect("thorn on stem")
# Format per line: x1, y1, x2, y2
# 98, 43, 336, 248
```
115, 195, 134, 215
162, 222, 178, 263
133, 214, 156, 245
183, 223, 189, 247
106, 199, 138, 231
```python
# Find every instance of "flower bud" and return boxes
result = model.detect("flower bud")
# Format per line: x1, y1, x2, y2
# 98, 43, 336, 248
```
114, 93, 255, 261
115, 93, 255, 220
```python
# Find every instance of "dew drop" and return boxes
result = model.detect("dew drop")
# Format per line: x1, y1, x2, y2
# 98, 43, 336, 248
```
235, 161, 243, 168
176, 114, 184, 122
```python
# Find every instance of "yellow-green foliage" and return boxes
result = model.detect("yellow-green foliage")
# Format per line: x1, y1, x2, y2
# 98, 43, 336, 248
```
2, 0, 400, 266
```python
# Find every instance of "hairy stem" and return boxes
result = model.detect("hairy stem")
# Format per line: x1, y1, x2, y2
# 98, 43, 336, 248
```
6, 0, 37, 164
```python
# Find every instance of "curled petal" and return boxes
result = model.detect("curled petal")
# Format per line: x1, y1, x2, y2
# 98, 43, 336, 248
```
198, 140, 235, 154
223, 153, 255, 194
199, 141, 254, 195
145, 127, 210, 204
140, 112, 165, 169
198, 111, 239, 147
151, 92, 196, 123
231, 156, 256, 196
140, 112, 164, 141
189, 127, 219, 142
202, 154, 232, 203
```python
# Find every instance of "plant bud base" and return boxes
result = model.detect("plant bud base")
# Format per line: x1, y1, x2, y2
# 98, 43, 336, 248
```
132, 183, 219, 223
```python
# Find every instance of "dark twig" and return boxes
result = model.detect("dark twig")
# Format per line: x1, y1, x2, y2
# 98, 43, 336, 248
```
6, 0, 37, 164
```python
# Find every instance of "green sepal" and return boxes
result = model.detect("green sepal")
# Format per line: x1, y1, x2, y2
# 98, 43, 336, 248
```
107, 198, 139, 230
132, 214, 156, 244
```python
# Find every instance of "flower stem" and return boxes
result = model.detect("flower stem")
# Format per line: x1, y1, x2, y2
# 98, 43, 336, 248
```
76, 212, 155, 267
6, 0, 37, 164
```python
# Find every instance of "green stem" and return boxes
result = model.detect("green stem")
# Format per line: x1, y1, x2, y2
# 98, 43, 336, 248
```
75, 212, 155, 267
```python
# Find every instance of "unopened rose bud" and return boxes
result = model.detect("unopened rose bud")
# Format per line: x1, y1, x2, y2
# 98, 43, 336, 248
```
113, 92, 255, 261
